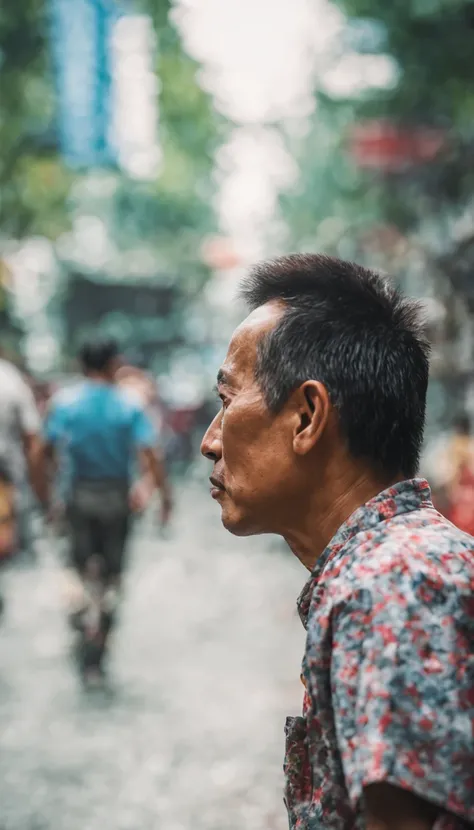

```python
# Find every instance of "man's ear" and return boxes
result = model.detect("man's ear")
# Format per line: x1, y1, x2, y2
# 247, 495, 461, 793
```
292, 381, 331, 456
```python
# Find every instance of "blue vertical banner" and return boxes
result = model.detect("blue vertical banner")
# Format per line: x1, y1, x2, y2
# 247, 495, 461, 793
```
49, 0, 122, 168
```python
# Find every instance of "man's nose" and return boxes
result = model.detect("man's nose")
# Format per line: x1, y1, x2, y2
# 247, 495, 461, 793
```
201, 412, 222, 461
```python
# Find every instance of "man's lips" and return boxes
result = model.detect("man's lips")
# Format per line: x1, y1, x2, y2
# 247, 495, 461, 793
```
210, 475, 225, 497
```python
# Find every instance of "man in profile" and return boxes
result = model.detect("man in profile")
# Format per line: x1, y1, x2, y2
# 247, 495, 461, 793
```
201, 254, 474, 830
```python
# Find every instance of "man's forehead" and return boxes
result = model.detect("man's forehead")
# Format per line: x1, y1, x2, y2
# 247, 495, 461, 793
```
234, 301, 283, 346
219, 301, 283, 382
248, 298, 285, 327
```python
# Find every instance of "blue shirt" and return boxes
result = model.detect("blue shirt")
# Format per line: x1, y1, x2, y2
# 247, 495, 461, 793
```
45, 381, 156, 483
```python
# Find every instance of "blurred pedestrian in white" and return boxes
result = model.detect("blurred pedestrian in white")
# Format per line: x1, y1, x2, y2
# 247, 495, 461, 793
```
0, 355, 45, 581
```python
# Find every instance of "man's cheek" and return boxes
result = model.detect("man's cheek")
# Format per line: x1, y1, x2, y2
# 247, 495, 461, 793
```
222, 419, 251, 465
222, 413, 240, 443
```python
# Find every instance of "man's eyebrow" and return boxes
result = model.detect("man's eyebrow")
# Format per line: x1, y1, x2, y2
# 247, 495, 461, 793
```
213, 368, 234, 396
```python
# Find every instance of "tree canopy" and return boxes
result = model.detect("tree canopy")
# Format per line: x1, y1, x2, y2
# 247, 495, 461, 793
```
282, 0, 474, 259
0, 0, 219, 247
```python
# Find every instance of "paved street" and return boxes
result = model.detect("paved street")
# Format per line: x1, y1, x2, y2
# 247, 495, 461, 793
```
0, 479, 306, 830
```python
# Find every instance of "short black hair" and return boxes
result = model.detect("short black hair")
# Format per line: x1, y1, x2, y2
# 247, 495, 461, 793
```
78, 336, 120, 373
240, 254, 430, 479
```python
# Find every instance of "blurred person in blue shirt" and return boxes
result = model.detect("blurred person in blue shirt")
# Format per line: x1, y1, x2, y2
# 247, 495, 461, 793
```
41, 336, 172, 680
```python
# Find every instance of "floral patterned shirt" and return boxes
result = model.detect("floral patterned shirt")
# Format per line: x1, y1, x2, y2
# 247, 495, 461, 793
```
284, 479, 474, 830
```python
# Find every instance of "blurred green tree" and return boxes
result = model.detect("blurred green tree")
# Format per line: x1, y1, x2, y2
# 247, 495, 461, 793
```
282, 0, 474, 267
0, 0, 218, 254
109, 0, 220, 285
0, 0, 72, 238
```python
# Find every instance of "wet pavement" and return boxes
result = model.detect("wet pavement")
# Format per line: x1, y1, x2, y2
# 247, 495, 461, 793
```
0, 479, 305, 830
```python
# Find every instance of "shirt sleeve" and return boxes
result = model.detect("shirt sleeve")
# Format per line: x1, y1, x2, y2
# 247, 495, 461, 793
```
131, 405, 156, 449
328, 565, 474, 822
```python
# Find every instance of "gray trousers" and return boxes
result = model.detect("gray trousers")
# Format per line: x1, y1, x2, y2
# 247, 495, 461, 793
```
67, 480, 130, 580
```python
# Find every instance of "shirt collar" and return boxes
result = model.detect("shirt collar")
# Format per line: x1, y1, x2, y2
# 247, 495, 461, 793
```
297, 478, 433, 629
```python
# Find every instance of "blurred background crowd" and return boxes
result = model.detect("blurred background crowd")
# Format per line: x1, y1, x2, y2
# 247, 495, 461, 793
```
1, 0, 474, 827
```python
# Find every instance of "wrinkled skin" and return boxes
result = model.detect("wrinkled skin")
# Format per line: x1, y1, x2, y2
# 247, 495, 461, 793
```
201, 302, 334, 542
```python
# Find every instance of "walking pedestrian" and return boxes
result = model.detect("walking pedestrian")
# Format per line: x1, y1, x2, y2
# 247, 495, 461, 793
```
201, 254, 474, 830
40, 336, 172, 683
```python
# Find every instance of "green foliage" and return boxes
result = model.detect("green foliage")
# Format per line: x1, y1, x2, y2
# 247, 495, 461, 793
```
0, 0, 218, 252
283, 0, 474, 253
335, 0, 474, 123
159, 46, 218, 182
0, 0, 72, 237
281, 101, 382, 253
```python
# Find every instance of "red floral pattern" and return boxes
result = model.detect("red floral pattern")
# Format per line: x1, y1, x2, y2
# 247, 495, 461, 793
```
284, 479, 474, 830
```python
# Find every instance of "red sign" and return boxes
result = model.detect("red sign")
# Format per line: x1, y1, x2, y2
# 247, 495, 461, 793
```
350, 121, 446, 172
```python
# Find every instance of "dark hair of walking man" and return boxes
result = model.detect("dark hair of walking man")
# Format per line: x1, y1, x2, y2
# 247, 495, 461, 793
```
201, 254, 474, 830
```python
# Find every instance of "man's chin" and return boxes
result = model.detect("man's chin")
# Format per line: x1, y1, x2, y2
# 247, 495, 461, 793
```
220, 504, 264, 537
221, 515, 251, 536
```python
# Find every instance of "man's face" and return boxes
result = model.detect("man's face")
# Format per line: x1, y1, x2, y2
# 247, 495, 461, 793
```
201, 302, 303, 536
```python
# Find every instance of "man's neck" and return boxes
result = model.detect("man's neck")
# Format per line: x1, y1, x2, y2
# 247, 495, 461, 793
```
283, 470, 402, 573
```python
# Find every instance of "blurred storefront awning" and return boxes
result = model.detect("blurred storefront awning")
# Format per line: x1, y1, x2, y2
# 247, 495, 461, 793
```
62, 272, 184, 358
